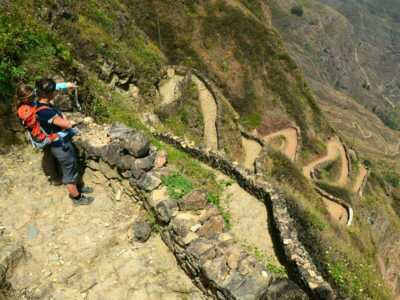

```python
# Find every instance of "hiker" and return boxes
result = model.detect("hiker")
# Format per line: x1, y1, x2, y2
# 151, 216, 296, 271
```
17, 79, 94, 205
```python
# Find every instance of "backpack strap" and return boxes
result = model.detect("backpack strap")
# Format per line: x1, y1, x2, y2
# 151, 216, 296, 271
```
34, 105, 60, 142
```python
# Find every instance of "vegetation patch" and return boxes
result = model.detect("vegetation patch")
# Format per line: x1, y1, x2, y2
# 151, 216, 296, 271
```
241, 243, 286, 276
291, 5, 304, 17
315, 181, 353, 204
314, 158, 342, 183
161, 172, 193, 200
159, 81, 204, 145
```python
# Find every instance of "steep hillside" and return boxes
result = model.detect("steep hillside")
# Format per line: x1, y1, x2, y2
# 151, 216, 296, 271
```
1, 1, 400, 299
269, 0, 400, 298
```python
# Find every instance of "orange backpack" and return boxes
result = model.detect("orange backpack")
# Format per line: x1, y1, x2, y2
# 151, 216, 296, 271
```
17, 103, 59, 149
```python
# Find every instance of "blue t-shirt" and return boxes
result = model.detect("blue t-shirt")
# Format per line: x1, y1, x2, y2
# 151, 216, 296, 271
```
35, 83, 72, 146
36, 104, 64, 146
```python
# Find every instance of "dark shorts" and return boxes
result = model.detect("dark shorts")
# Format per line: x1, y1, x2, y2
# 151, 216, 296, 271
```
50, 141, 78, 184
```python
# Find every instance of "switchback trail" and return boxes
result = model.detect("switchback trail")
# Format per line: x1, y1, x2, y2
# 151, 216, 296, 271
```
303, 137, 349, 187
192, 75, 219, 151
263, 128, 298, 162
352, 164, 368, 195
0, 147, 205, 300
158, 68, 185, 106
302, 137, 351, 225
241, 136, 262, 170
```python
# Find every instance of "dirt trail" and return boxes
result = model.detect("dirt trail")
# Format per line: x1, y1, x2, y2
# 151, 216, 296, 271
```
263, 128, 298, 161
303, 137, 349, 187
241, 137, 262, 170
158, 68, 185, 106
192, 75, 219, 150
322, 199, 348, 226
302, 137, 352, 225
214, 171, 281, 267
0, 147, 204, 300
353, 164, 368, 194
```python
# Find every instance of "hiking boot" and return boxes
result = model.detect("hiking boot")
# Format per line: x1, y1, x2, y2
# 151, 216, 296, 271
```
79, 186, 94, 194
71, 194, 94, 206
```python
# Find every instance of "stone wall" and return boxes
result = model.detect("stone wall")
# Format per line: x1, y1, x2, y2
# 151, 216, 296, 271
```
151, 131, 336, 300
75, 122, 308, 300
0, 233, 24, 299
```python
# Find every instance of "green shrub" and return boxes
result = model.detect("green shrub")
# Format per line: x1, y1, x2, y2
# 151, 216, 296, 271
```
161, 173, 193, 200
291, 5, 304, 17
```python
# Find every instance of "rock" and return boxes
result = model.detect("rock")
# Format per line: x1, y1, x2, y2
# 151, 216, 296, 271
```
116, 155, 136, 171
178, 190, 208, 211
132, 221, 152, 243
263, 279, 308, 300
171, 213, 201, 238
131, 166, 145, 180
154, 150, 168, 169
53, 94, 74, 111
119, 170, 132, 179
199, 206, 220, 223
83, 117, 94, 125
134, 153, 155, 172
129, 84, 140, 98
225, 246, 243, 270
122, 132, 150, 158
225, 271, 269, 300
143, 112, 160, 126
197, 215, 224, 238
131, 173, 161, 192
202, 256, 229, 283
182, 232, 199, 245
109, 122, 134, 140
86, 160, 99, 171
100, 144, 122, 166
155, 200, 177, 224
98, 160, 119, 179
187, 238, 216, 259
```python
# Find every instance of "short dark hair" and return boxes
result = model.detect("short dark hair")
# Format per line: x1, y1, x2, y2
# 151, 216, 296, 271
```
36, 78, 56, 99
16, 84, 34, 104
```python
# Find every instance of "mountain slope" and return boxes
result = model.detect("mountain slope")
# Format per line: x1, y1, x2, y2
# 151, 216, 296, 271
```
1, 1, 399, 299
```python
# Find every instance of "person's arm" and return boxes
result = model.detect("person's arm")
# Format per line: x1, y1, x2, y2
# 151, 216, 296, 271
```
56, 82, 78, 92
52, 116, 72, 129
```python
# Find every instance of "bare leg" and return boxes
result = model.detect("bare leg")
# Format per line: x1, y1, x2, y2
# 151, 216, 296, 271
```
67, 183, 80, 198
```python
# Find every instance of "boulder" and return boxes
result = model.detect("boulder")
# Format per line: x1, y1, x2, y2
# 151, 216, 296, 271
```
100, 144, 122, 166
116, 155, 136, 171
98, 160, 119, 179
134, 153, 155, 172
154, 150, 168, 169
263, 279, 308, 300
109, 122, 134, 140
122, 132, 150, 158
132, 221, 152, 243
178, 190, 208, 211
53, 94, 74, 111
130, 173, 161, 192
197, 215, 224, 238
155, 200, 178, 224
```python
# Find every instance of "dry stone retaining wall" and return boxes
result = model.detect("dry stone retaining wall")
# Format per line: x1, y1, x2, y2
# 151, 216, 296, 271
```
152, 131, 336, 300
75, 123, 308, 300
0, 234, 24, 299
